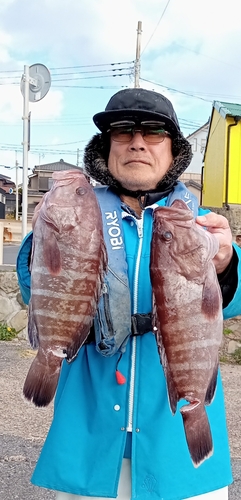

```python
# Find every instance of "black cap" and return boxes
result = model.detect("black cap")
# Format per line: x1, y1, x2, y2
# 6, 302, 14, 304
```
93, 88, 181, 137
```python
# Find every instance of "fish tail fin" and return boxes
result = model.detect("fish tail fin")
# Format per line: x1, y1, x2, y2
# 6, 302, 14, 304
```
23, 351, 61, 407
180, 401, 213, 467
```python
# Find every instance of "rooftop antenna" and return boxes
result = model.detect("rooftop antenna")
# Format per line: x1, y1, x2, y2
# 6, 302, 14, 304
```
20, 63, 51, 239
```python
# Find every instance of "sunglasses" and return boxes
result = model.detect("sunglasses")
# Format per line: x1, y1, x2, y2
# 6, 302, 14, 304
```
109, 120, 171, 144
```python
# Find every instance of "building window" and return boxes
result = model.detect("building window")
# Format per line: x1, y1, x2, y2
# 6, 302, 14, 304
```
191, 138, 197, 152
48, 177, 54, 190
200, 138, 206, 153
39, 177, 50, 192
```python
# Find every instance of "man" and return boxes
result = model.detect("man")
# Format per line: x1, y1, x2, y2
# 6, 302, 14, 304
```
17, 88, 241, 500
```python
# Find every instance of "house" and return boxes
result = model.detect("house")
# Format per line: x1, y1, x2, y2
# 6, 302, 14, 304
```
0, 174, 15, 193
202, 101, 241, 207
27, 159, 84, 219
179, 122, 209, 204
0, 188, 6, 218
0, 175, 17, 217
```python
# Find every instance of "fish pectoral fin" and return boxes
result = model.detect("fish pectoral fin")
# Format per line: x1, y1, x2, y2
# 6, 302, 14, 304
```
28, 299, 39, 349
40, 211, 59, 232
180, 400, 213, 467
205, 359, 219, 405
202, 274, 221, 319
43, 228, 61, 275
65, 326, 91, 362
166, 367, 179, 415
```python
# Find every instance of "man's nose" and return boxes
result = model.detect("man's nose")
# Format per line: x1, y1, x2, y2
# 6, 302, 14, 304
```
128, 131, 147, 150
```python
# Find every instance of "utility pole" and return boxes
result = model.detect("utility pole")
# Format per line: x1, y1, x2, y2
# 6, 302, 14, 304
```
134, 21, 142, 88
15, 152, 19, 221
20, 63, 51, 240
76, 148, 80, 167
21, 64, 30, 239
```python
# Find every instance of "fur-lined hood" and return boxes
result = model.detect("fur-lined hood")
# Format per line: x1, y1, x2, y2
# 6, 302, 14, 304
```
84, 131, 192, 193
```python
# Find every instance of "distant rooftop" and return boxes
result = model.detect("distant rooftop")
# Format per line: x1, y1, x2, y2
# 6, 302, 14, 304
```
0, 173, 12, 181
32, 159, 83, 173
214, 101, 241, 119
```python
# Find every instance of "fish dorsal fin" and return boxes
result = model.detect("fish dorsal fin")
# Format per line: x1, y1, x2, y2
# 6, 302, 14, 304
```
28, 299, 39, 349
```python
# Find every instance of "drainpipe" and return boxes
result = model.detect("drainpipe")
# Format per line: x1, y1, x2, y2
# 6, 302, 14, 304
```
200, 165, 204, 206
225, 116, 241, 209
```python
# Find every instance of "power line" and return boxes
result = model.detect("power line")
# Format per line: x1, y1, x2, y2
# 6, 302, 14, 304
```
0, 60, 134, 75
0, 67, 132, 80
175, 43, 241, 72
0, 145, 82, 156
49, 61, 134, 71
140, 77, 212, 102
141, 0, 171, 55
52, 84, 128, 89
0, 70, 133, 86
52, 72, 132, 82
49, 67, 132, 77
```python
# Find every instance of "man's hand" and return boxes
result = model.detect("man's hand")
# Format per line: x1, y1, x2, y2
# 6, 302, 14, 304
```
196, 212, 233, 274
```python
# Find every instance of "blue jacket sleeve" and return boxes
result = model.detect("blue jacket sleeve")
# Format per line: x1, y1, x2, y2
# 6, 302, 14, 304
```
223, 243, 241, 319
16, 231, 33, 305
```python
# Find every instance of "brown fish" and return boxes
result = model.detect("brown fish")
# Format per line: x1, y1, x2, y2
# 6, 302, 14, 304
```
23, 170, 107, 407
150, 199, 223, 467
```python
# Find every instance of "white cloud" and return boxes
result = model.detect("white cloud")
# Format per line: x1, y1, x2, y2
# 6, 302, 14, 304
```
29, 89, 64, 120
0, 84, 63, 122
0, 0, 241, 171
0, 30, 12, 63
0, 84, 22, 123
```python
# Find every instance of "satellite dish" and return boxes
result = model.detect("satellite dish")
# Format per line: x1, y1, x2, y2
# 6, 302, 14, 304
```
20, 63, 51, 102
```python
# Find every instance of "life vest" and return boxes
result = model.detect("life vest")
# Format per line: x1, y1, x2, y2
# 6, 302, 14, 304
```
92, 181, 198, 356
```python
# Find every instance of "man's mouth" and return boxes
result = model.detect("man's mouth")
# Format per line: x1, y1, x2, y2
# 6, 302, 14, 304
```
124, 159, 150, 166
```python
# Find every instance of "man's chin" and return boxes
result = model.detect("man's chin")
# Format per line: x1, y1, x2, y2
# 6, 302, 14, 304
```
120, 182, 157, 192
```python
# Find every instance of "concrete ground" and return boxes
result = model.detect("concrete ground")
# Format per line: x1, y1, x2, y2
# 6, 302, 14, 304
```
0, 338, 241, 500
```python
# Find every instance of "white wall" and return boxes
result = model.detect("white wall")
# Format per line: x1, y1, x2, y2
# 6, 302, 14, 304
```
186, 125, 209, 174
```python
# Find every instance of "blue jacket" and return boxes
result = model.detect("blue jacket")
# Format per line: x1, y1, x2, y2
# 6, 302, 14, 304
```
18, 186, 241, 500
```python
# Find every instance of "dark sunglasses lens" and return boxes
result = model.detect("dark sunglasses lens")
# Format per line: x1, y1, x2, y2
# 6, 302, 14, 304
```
144, 128, 168, 142
111, 128, 132, 142
110, 126, 169, 143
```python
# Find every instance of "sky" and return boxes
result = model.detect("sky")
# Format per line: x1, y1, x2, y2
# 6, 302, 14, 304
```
1, 0, 241, 184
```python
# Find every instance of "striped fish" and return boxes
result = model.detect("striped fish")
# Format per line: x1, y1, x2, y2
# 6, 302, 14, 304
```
150, 199, 223, 467
23, 170, 107, 407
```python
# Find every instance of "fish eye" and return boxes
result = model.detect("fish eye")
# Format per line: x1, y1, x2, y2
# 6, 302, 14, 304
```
162, 231, 173, 241
76, 187, 86, 196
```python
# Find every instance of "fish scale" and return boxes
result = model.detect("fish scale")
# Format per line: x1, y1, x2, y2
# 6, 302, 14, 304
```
23, 170, 107, 407
150, 199, 223, 468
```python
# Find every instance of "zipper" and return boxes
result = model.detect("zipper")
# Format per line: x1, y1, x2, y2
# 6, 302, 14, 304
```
126, 214, 144, 431
102, 283, 114, 337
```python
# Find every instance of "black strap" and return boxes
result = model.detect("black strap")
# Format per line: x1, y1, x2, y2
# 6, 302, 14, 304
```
85, 312, 152, 345
131, 313, 152, 336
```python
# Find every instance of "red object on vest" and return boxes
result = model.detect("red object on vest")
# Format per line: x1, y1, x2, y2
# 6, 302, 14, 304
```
115, 370, 126, 385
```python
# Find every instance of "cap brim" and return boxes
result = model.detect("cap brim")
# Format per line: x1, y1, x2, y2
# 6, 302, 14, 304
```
93, 109, 179, 137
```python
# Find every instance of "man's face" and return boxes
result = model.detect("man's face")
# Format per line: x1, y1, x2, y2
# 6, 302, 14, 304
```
108, 128, 173, 191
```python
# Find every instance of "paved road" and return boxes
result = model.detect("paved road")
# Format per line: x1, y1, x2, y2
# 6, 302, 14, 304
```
2, 244, 20, 265
0, 340, 241, 500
